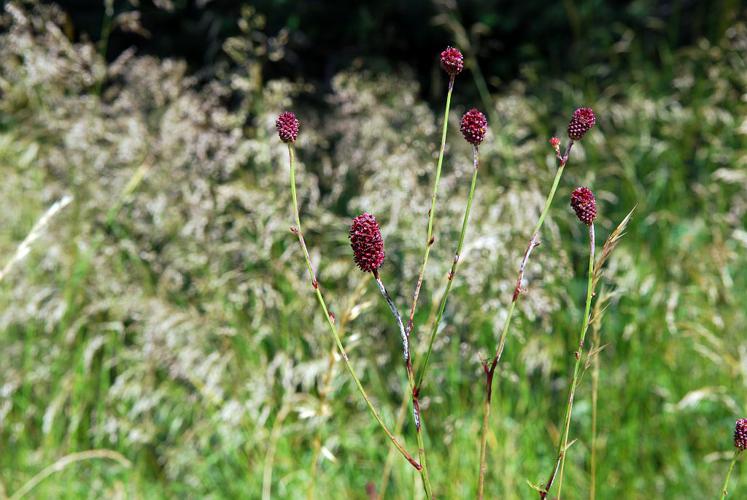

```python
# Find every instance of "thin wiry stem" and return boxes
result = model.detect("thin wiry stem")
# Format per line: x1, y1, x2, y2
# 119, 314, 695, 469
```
406, 75, 455, 337
307, 280, 367, 500
286, 144, 422, 471
721, 450, 741, 499
477, 141, 573, 498
375, 273, 410, 362
379, 292, 442, 497
541, 222, 596, 499
373, 271, 432, 498
589, 297, 604, 500
416, 144, 481, 389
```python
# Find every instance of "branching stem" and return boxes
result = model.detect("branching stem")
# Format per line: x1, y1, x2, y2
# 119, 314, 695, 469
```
374, 271, 432, 498
406, 75, 456, 337
287, 144, 422, 471
541, 222, 595, 499
416, 144, 481, 389
477, 141, 573, 498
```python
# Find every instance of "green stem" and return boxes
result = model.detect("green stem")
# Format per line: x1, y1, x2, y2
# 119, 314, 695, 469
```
374, 273, 432, 497
287, 144, 422, 471
721, 450, 741, 500
405, 75, 455, 336
478, 142, 572, 497
542, 222, 596, 499
416, 145, 481, 389
477, 372, 493, 500
589, 315, 601, 500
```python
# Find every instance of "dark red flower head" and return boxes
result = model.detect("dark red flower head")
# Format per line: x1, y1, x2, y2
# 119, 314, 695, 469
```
440, 46, 464, 76
276, 111, 299, 143
570, 187, 597, 225
349, 213, 385, 273
734, 419, 747, 450
460, 108, 488, 145
567, 108, 596, 141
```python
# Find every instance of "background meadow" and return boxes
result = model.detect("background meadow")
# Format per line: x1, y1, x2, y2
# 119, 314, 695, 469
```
0, 1, 746, 498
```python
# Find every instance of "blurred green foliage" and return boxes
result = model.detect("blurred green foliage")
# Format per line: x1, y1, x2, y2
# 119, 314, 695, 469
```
0, 1, 746, 499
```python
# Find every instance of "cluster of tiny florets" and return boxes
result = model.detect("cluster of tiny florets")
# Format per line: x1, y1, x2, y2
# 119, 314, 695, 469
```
570, 187, 597, 225
734, 419, 747, 450
349, 213, 385, 273
460, 108, 488, 145
567, 107, 596, 141
276, 111, 299, 143
440, 46, 464, 76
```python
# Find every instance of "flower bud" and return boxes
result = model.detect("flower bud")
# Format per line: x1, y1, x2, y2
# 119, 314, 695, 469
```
460, 108, 488, 145
734, 419, 747, 450
349, 213, 385, 273
567, 108, 596, 141
570, 187, 597, 225
276, 111, 299, 143
440, 46, 464, 76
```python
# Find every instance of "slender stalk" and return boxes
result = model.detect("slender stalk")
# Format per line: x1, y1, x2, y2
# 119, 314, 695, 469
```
307, 281, 367, 500
406, 75, 456, 336
416, 144, 481, 388
373, 271, 432, 498
477, 365, 495, 499
477, 141, 573, 498
541, 223, 596, 499
721, 450, 741, 499
589, 302, 602, 500
380, 294, 442, 497
287, 144, 422, 471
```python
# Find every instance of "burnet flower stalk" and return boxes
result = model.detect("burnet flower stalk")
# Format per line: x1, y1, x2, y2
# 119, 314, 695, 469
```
416, 108, 487, 387
388, 107, 483, 499
353, 108, 487, 500
350, 213, 433, 498
278, 112, 423, 471
349, 213, 433, 497
405, 46, 464, 337
477, 108, 596, 498
721, 419, 747, 499
539, 187, 598, 500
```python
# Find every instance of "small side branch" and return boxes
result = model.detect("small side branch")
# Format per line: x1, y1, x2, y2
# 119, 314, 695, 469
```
477, 140, 573, 498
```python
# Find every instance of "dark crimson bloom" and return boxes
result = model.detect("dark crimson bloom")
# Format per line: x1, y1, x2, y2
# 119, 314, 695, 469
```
440, 46, 464, 76
349, 213, 385, 273
567, 107, 596, 141
460, 108, 488, 145
275, 111, 299, 143
570, 187, 597, 225
735, 419, 747, 450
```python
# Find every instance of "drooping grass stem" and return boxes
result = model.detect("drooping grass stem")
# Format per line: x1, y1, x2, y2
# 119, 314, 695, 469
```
406, 75, 455, 337
286, 144, 422, 471
541, 222, 596, 499
477, 142, 573, 498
